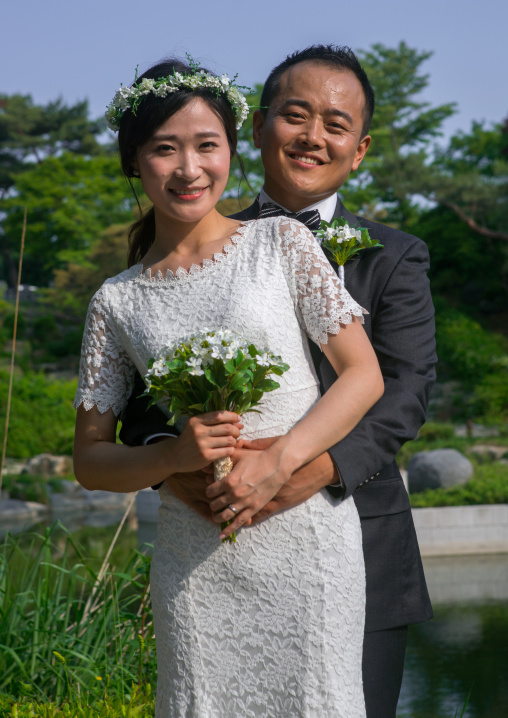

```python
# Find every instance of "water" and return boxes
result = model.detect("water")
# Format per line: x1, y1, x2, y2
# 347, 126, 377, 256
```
398, 555, 508, 718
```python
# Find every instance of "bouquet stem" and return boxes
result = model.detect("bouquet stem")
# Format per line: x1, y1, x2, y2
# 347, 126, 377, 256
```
213, 457, 236, 543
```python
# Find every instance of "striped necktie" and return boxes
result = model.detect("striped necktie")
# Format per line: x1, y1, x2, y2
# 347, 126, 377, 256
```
258, 202, 321, 234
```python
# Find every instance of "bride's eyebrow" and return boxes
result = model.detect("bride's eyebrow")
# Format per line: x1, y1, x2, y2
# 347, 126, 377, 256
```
151, 131, 222, 141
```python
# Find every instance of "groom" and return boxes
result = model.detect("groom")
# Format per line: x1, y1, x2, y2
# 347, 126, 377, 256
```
120, 45, 436, 718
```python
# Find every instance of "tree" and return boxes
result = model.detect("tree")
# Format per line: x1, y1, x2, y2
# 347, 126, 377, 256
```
341, 42, 456, 227
1, 153, 136, 286
50, 222, 132, 317
0, 94, 105, 198
425, 118, 508, 242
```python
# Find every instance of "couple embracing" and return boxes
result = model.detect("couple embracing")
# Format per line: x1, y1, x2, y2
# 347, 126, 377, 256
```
73, 44, 436, 718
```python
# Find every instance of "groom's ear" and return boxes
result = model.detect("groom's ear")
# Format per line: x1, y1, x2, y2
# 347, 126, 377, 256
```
252, 110, 264, 149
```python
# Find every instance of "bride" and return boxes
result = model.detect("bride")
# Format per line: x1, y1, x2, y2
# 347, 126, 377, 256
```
73, 57, 383, 717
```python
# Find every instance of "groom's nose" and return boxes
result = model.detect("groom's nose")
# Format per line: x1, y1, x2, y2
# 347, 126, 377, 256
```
299, 118, 326, 148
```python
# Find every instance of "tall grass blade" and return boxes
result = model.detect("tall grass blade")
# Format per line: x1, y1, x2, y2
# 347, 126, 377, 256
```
0, 207, 27, 496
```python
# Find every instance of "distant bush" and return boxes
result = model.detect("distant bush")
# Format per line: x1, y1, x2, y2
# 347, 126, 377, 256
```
417, 422, 455, 441
409, 463, 508, 507
434, 300, 508, 422
0, 370, 77, 458
435, 301, 508, 383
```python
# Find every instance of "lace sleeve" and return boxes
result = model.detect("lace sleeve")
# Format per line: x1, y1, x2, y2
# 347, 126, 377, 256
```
73, 286, 136, 416
276, 217, 367, 345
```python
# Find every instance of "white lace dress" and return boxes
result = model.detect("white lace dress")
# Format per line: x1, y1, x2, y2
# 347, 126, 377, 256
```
74, 217, 367, 718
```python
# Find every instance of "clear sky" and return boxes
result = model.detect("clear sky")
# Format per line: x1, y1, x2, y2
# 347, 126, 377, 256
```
3, 0, 507, 143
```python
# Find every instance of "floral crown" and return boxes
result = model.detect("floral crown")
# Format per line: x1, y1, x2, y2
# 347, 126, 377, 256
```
105, 59, 250, 132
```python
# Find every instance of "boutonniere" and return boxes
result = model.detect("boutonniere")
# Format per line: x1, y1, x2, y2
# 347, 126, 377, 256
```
316, 218, 383, 284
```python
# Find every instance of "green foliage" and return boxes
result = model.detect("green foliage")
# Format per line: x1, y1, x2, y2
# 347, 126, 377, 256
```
341, 42, 456, 224
0, 370, 77, 458
417, 422, 455, 442
0, 527, 155, 706
2, 153, 135, 287
317, 217, 383, 265
0, 683, 155, 717
48, 223, 132, 319
1, 474, 53, 504
412, 205, 508, 310
0, 93, 105, 198
146, 330, 289, 421
429, 119, 508, 240
472, 372, 508, 423
432, 300, 508, 422
409, 463, 508, 507
224, 83, 264, 204
435, 302, 508, 384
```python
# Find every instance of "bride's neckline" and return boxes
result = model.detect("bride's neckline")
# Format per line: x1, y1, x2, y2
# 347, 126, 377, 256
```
135, 220, 253, 283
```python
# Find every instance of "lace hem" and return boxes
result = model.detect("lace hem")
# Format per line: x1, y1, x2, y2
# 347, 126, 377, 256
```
135, 220, 253, 284
73, 390, 125, 417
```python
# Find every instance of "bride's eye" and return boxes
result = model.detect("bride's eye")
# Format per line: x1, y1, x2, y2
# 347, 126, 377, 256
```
156, 143, 174, 153
200, 141, 218, 150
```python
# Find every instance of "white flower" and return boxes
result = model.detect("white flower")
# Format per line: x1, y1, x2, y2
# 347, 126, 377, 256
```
257, 353, 272, 367
106, 69, 250, 132
186, 356, 204, 376
149, 357, 169, 377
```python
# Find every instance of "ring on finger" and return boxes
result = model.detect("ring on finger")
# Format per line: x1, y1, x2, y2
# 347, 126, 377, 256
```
228, 504, 238, 514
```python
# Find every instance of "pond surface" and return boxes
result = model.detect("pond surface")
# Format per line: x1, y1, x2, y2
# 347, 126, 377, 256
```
3, 517, 507, 717
398, 555, 508, 718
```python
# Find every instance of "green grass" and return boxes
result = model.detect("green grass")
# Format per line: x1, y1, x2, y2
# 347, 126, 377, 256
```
0, 525, 155, 707
0, 684, 155, 717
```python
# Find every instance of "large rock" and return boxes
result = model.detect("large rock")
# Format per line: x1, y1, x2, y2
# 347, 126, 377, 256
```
0, 498, 49, 522
408, 449, 474, 493
23, 454, 73, 478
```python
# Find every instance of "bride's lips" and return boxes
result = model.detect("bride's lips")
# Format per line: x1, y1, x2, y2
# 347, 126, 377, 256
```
169, 187, 208, 200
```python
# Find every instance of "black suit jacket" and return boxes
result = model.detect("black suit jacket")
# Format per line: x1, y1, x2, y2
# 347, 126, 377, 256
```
120, 196, 435, 632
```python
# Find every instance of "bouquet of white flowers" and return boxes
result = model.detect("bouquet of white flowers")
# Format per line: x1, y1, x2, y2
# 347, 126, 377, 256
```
144, 328, 289, 542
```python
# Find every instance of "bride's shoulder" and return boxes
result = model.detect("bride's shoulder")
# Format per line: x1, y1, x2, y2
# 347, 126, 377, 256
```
87, 266, 141, 309
249, 215, 305, 243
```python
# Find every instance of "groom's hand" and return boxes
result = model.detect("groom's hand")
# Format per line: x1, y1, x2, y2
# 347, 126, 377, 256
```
237, 437, 339, 524
165, 470, 214, 522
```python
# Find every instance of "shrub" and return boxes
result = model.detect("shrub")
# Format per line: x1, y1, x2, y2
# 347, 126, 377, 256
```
417, 422, 455, 441
409, 463, 508, 507
432, 301, 508, 422
0, 370, 77, 458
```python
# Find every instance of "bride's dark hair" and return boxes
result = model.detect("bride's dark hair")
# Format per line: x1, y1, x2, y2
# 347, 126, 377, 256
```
117, 58, 239, 267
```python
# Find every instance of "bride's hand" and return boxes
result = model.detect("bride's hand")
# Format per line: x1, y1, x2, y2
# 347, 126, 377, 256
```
170, 411, 243, 474
205, 441, 292, 539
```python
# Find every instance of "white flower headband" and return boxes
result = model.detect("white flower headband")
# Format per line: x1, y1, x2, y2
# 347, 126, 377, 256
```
105, 61, 251, 132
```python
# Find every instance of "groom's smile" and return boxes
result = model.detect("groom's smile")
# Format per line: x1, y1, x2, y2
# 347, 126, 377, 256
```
253, 60, 371, 213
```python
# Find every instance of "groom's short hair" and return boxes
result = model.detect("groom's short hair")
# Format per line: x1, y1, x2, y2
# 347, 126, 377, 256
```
260, 45, 375, 137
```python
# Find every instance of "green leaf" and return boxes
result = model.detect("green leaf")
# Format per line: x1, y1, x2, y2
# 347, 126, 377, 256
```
256, 379, 280, 392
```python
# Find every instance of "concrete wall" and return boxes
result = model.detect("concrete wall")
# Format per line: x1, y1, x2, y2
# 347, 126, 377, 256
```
136, 489, 508, 557
413, 505, 508, 556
